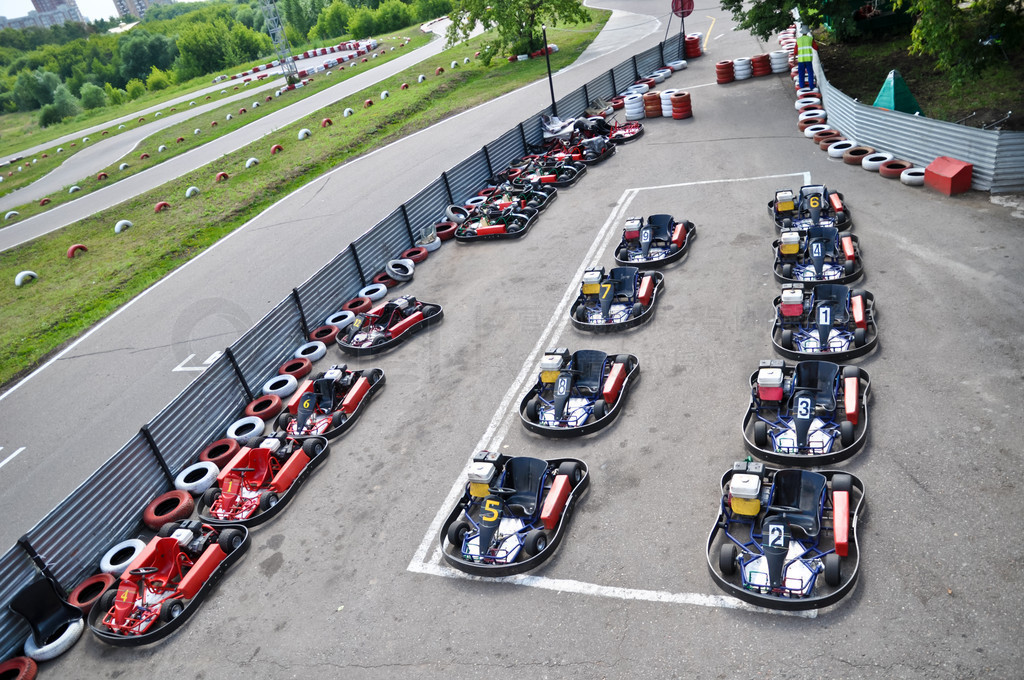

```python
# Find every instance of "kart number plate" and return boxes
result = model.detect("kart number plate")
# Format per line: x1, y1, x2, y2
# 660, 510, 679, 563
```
555, 375, 570, 397
352, 317, 363, 329
808, 195, 821, 209
640, 229, 652, 244
810, 242, 823, 258
817, 305, 831, 325
767, 523, 786, 548
796, 396, 812, 419
599, 282, 613, 301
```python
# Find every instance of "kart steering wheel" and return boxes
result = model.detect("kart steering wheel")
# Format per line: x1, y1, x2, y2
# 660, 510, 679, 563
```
489, 487, 516, 496
233, 467, 255, 472
129, 567, 159, 576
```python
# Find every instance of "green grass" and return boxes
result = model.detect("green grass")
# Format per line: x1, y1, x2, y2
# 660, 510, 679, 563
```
0, 9, 611, 388
0, 31, 431, 216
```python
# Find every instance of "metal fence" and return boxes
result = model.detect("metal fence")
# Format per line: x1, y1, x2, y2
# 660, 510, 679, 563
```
816, 54, 1024, 192
0, 35, 683, 659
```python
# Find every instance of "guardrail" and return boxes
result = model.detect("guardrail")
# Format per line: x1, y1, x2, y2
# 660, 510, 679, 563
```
816, 53, 1024, 193
0, 32, 687, 659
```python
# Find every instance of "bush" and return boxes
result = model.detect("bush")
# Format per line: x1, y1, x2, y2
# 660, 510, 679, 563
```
146, 66, 172, 91
125, 78, 146, 100
52, 84, 81, 118
80, 81, 108, 109
348, 7, 376, 39
376, 0, 413, 33
105, 82, 127, 105
38, 103, 62, 127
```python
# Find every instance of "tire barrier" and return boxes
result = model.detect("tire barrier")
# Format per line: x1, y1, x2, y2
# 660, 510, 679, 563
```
57, 147, 64, 153
879, 159, 913, 179
186, 186, 200, 198
435, 67, 444, 75
4, 211, 18, 221
684, 33, 702, 58
68, 573, 116, 614
199, 438, 240, 469
668, 59, 687, 71
750, 53, 772, 77
364, 99, 374, 108
381, 91, 389, 99
244, 393, 284, 420
803, 124, 831, 138
194, 129, 201, 135
69, 185, 81, 193
278, 357, 313, 380
812, 129, 841, 144
827, 140, 857, 158
294, 341, 327, 362
842, 146, 876, 165
401, 246, 429, 263
0, 657, 37, 679
372, 272, 400, 288
671, 91, 693, 119
624, 94, 644, 121
341, 296, 373, 314
262, 373, 299, 398
39, 198, 50, 206
253, 101, 260, 108
211, 121, 218, 127
451, 61, 458, 69
401, 83, 409, 90
385, 258, 415, 282
818, 135, 845, 150
325, 310, 356, 329
308, 324, 340, 344
15, 271, 38, 287
322, 118, 333, 127
770, 50, 790, 73
82, 136, 90, 142
142, 490, 195, 531
114, 219, 132, 233
154, 201, 171, 213
97, 172, 108, 180
798, 109, 827, 121
359, 283, 389, 301
435, 221, 458, 240
174, 461, 220, 495
239, 108, 246, 114
245, 157, 259, 168
138, 117, 145, 122
344, 108, 354, 117
900, 167, 926, 186
643, 92, 661, 118
716, 60, 734, 84
464, 57, 470, 64
100, 538, 146, 574
298, 128, 312, 140
271, 144, 284, 154
733, 57, 752, 80
421, 235, 443, 252
795, 96, 821, 110
140, 152, 150, 159
158, 145, 167, 152
177, 137, 184, 143
226, 415, 266, 442
216, 172, 229, 182
861, 152, 895, 172
418, 74, 426, 82
225, 114, 233, 121
67, 244, 88, 259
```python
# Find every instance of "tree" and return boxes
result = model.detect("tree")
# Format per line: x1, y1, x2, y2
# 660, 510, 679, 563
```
174, 21, 232, 80
716, 0, 829, 41
51, 83, 81, 118
125, 77, 146, 99
38, 103, 62, 127
118, 29, 177, 83
348, 7, 377, 39
12, 69, 61, 110
312, 1, 352, 41
79, 81, 107, 108
413, 0, 452, 22
446, 0, 590, 64
377, 0, 414, 32
146, 65, 172, 90
104, 82, 127, 105
228, 23, 271, 63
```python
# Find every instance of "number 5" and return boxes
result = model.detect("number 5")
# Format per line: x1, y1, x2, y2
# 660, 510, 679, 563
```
482, 498, 500, 522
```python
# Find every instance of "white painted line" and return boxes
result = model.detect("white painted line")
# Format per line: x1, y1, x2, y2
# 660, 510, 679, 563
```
0, 447, 27, 469
409, 172, 814, 613
409, 560, 816, 617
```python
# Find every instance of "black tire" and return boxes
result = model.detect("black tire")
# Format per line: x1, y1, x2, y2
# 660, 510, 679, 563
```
850, 289, 865, 300
258, 491, 280, 512
824, 553, 842, 586
753, 420, 768, 447
558, 461, 582, 487
159, 598, 185, 623
525, 397, 540, 422
157, 522, 179, 538
202, 486, 221, 511
840, 420, 854, 446
668, 243, 680, 254
782, 217, 792, 229
842, 365, 860, 380
631, 302, 644, 318
614, 354, 631, 366
719, 544, 738, 575
574, 305, 587, 322
590, 399, 607, 421
218, 528, 244, 553
781, 263, 793, 278
447, 521, 469, 548
98, 588, 117, 614
276, 412, 293, 431
302, 439, 324, 456
615, 245, 628, 260
523, 529, 548, 557
854, 327, 866, 347
844, 259, 855, 275
832, 473, 852, 493
781, 329, 793, 350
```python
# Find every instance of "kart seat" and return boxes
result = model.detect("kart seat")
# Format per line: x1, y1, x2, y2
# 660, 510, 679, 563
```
503, 457, 550, 517
805, 226, 839, 255
765, 469, 827, 540
572, 350, 608, 395
610, 267, 639, 298
646, 214, 675, 242
9, 577, 84, 649
313, 377, 336, 412
811, 284, 851, 323
792, 361, 840, 411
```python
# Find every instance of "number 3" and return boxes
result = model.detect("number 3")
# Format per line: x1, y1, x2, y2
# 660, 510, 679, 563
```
481, 498, 500, 522
796, 396, 811, 419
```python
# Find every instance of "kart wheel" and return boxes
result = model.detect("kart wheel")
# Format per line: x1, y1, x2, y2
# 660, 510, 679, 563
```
844, 259, 855, 275
782, 217, 792, 229
631, 302, 644, 318
159, 599, 186, 623
780, 329, 793, 350
590, 399, 607, 422
258, 490, 280, 512
719, 544, 738, 575
824, 553, 842, 586
558, 461, 582, 487
447, 521, 469, 548
840, 420, 854, 446
614, 354, 632, 367
302, 438, 325, 456
525, 397, 540, 422
832, 473, 852, 493
615, 245, 628, 260
218, 528, 245, 553
842, 365, 860, 380
668, 243, 680, 254
781, 263, 793, 278
854, 327, 866, 347
574, 305, 587, 322
276, 412, 294, 432
523, 530, 548, 557
98, 588, 117, 615
202, 486, 221, 511
158, 522, 180, 538
753, 421, 768, 448
849, 288, 865, 300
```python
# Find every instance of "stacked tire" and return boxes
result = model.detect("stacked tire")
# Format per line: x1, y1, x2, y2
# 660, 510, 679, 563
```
643, 92, 662, 118
716, 60, 735, 84
750, 54, 772, 77
659, 90, 677, 117
624, 94, 645, 121
670, 91, 692, 119
684, 34, 702, 58
770, 50, 790, 73
733, 57, 752, 80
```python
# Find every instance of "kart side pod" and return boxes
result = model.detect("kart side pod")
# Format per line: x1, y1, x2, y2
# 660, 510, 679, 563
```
833, 487, 850, 556
340, 376, 371, 414
602, 363, 627, 404
540, 474, 571, 530
637, 276, 654, 306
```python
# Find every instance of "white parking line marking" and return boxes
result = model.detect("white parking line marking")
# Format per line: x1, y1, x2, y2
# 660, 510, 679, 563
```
0, 447, 27, 470
409, 172, 814, 614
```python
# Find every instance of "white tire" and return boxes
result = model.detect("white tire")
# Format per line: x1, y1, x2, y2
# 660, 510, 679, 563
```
226, 415, 267, 441
119, 163, 129, 170
798, 109, 826, 120
418, 74, 426, 82
421, 235, 442, 252
326, 310, 356, 328
24, 616, 84, 661
100, 538, 146, 574
827, 140, 857, 158
359, 283, 389, 301
294, 341, 327, 361
158, 145, 167, 152
668, 60, 687, 70
451, 61, 458, 68
381, 90, 389, 99
625, 111, 645, 121
795, 97, 822, 110
245, 157, 259, 168
797, 88, 820, 97
4, 211, 18, 221
194, 128, 200, 135
186, 186, 200, 198
15, 271, 37, 287
900, 168, 926, 186
445, 204, 470, 223
803, 124, 832, 138
298, 128, 312, 140
465, 196, 488, 208
68, 186, 80, 193
114, 219, 133, 233
174, 461, 220, 495
262, 373, 298, 398
343, 108, 354, 117
861, 152, 895, 171
385, 259, 415, 282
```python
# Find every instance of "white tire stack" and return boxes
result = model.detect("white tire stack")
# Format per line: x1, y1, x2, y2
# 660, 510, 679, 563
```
733, 57, 753, 80
623, 94, 645, 121
660, 89, 677, 117
770, 50, 790, 73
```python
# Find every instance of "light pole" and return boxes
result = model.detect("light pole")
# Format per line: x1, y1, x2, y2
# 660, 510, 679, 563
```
542, 24, 557, 116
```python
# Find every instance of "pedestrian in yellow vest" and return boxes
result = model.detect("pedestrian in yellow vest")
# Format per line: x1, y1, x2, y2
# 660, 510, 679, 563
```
797, 26, 815, 90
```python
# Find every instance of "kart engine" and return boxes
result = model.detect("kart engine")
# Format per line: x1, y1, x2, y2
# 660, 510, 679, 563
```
581, 269, 603, 297
728, 461, 765, 516
172, 520, 211, 559
539, 347, 570, 383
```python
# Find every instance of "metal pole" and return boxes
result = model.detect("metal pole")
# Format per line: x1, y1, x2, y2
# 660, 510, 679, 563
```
542, 25, 557, 116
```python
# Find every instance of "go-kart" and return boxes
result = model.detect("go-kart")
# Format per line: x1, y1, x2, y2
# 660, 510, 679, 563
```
767, 185, 852, 232
613, 214, 696, 268
440, 450, 589, 576
519, 348, 640, 437
706, 460, 865, 610
773, 225, 863, 285
336, 295, 443, 356
198, 435, 329, 527
88, 520, 249, 646
498, 158, 586, 189
569, 266, 664, 332
472, 182, 557, 214
454, 204, 538, 242
275, 365, 385, 438
742, 359, 870, 466
772, 283, 878, 361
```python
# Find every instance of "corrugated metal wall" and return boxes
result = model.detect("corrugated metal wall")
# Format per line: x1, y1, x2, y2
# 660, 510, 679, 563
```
230, 297, 305, 389
486, 126, 528, 175
295, 247, 363, 329
635, 47, 662, 78
0, 549, 37, 659
404, 178, 452, 237
557, 86, 588, 119
587, 71, 616, 102
353, 207, 413, 280
446, 151, 490, 204
818, 56, 1024, 192
612, 59, 636, 93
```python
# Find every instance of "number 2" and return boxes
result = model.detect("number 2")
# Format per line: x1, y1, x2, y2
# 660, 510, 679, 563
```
796, 396, 811, 419
481, 498, 500, 522
768, 524, 785, 548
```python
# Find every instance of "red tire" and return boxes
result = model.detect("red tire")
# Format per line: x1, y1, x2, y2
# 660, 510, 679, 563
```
216, 172, 229, 182
140, 153, 150, 160
341, 296, 373, 314
271, 144, 284, 154
818, 135, 845, 150
199, 438, 241, 469
435, 221, 458, 241
67, 244, 88, 259
309, 324, 340, 344
154, 201, 171, 213
176, 137, 184, 143
401, 247, 428, 263
142, 490, 195, 531
322, 118, 333, 127
39, 198, 50, 206
278, 357, 312, 379
879, 159, 913, 178
372, 272, 399, 288
0, 657, 37, 680
244, 394, 283, 420
843, 146, 875, 165
97, 172, 108, 180
812, 129, 841, 143
68, 573, 116, 614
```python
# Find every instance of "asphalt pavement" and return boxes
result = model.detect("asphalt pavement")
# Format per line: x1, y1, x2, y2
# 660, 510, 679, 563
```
7, 1, 1024, 676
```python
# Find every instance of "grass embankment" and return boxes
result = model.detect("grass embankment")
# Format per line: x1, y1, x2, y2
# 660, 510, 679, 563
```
0, 32, 429, 216
0, 9, 612, 388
